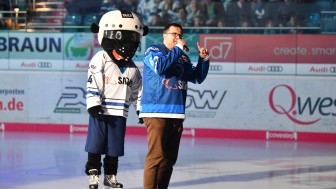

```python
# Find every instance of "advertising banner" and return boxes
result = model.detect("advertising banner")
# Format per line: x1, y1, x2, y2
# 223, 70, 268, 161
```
184, 75, 336, 133
0, 32, 335, 141
199, 34, 336, 76
235, 35, 297, 63
0, 71, 88, 124
297, 35, 336, 64
0, 72, 335, 134
0, 72, 29, 122
0, 32, 146, 71
63, 33, 98, 71
4, 32, 63, 60
202, 34, 336, 64
1, 32, 336, 75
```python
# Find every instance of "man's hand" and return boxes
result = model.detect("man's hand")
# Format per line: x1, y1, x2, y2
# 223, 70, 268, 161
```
136, 111, 144, 124
177, 39, 189, 52
177, 38, 187, 47
197, 42, 209, 59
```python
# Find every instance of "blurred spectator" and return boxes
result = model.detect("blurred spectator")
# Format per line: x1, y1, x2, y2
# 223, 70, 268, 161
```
223, 0, 233, 11
172, 0, 185, 11
158, 8, 171, 26
99, 0, 138, 19
139, 0, 161, 24
214, 18, 228, 33
157, 0, 184, 23
0, 15, 7, 29
226, 0, 252, 27
146, 12, 163, 26
276, 0, 297, 27
157, 0, 174, 23
99, 0, 119, 18
204, 0, 226, 27
217, 18, 226, 27
264, 18, 277, 34
118, 0, 138, 13
189, 15, 206, 33
185, 0, 201, 25
239, 17, 254, 33
175, 7, 190, 26
0, 1, 13, 29
285, 14, 304, 33
158, 0, 173, 12
137, 0, 153, 24
240, 17, 251, 27
251, 0, 268, 27
198, 0, 210, 24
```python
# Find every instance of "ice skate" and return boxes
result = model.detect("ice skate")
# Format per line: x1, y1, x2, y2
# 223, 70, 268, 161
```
103, 174, 123, 189
88, 169, 99, 189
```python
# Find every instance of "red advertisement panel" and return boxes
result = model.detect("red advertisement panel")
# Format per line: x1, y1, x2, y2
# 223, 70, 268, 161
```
235, 35, 297, 63
201, 34, 336, 64
297, 35, 336, 64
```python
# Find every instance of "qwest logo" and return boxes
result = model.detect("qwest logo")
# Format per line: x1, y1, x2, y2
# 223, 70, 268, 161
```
268, 84, 332, 125
186, 88, 226, 109
204, 36, 233, 62
54, 87, 86, 114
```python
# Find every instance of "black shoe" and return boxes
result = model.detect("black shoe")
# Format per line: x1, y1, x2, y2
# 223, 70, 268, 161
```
104, 174, 123, 188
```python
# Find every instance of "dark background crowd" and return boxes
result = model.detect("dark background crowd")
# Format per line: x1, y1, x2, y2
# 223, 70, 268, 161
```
1, 0, 336, 33
64, 0, 336, 28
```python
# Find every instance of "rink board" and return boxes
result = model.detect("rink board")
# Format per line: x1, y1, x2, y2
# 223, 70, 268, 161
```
0, 72, 335, 142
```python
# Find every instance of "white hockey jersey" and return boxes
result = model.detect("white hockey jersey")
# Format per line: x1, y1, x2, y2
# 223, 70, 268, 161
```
86, 50, 142, 118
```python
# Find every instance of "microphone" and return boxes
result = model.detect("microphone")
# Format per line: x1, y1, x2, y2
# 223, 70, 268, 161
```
183, 45, 189, 52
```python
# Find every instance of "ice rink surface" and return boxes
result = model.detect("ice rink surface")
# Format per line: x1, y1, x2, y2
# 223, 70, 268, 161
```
1, 131, 336, 189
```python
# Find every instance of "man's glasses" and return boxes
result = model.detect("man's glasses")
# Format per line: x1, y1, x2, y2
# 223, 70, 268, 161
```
165, 32, 183, 39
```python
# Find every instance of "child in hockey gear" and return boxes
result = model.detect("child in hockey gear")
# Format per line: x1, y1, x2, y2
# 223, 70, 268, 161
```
84, 10, 148, 189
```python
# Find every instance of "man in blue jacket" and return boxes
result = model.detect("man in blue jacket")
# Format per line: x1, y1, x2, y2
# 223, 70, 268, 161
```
139, 23, 210, 189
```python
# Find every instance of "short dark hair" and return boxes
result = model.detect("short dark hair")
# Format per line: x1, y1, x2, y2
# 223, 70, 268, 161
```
163, 23, 183, 34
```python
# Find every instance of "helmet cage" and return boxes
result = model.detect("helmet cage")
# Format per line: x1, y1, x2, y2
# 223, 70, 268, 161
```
103, 30, 140, 44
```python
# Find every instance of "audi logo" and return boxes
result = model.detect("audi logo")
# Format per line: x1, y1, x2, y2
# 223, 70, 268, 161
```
267, 65, 283, 72
209, 65, 223, 71
330, 66, 336, 73
38, 62, 52, 68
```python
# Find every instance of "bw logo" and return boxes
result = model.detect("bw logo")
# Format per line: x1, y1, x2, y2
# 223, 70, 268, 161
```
186, 88, 226, 109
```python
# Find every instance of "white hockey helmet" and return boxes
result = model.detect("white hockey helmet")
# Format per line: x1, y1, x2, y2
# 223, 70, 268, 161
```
96, 10, 148, 45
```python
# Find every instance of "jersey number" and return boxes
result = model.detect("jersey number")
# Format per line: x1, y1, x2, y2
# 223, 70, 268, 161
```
87, 75, 93, 84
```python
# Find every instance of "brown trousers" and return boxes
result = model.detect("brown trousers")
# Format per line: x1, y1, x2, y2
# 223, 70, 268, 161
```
143, 118, 183, 189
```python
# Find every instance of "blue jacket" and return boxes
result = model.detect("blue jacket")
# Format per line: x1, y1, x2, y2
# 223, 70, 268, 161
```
139, 43, 209, 119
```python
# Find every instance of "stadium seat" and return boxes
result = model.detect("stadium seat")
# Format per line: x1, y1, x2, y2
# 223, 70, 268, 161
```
62, 13, 82, 32
81, 13, 99, 32
305, 13, 320, 27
